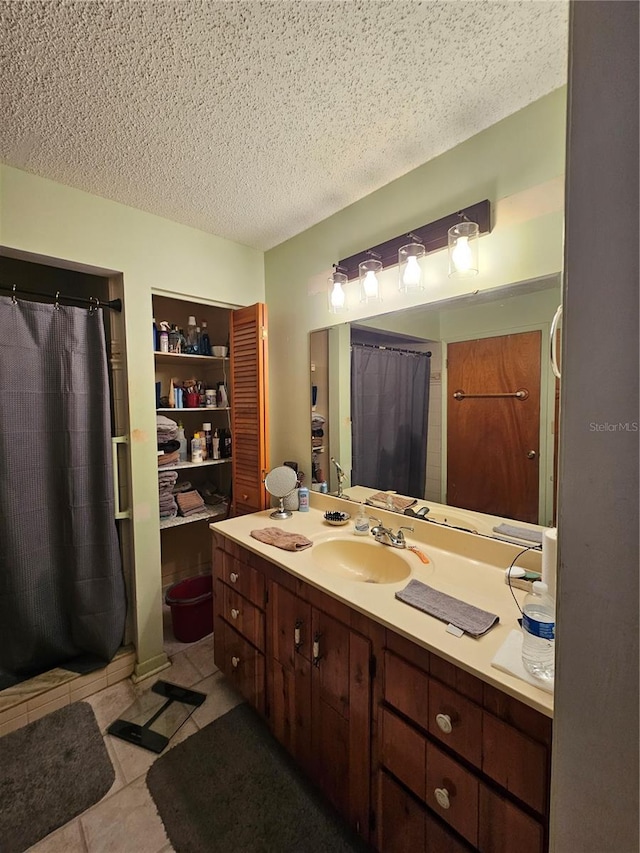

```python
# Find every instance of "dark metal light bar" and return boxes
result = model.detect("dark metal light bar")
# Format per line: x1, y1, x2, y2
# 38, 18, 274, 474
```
337, 199, 491, 281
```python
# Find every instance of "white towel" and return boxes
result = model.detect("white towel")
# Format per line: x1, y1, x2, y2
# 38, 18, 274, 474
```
490, 629, 554, 694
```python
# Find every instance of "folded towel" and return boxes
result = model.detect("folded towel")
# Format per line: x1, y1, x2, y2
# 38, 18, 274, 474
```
157, 439, 180, 453
158, 470, 179, 484
250, 527, 313, 551
158, 450, 180, 467
395, 579, 499, 637
491, 629, 554, 694
176, 490, 205, 515
492, 523, 543, 545
367, 492, 417, 513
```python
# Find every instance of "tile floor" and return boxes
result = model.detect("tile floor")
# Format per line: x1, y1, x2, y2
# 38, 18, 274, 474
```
24, 614, 244, 853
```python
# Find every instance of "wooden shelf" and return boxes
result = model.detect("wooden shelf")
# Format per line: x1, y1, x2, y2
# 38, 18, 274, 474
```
158, 458, 232, 472
156, 407, 231, 413
160, 504, 228, 530
154, 351, 229, 366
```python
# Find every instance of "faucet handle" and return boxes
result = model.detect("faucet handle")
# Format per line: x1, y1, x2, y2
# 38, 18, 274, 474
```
396, 525, 414, 542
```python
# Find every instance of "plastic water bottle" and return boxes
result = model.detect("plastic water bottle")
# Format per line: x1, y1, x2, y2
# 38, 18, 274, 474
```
521, 581, 555, 680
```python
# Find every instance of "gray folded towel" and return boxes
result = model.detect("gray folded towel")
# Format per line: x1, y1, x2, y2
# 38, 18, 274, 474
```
492, 523, 543, 545
395, 579, 499, 637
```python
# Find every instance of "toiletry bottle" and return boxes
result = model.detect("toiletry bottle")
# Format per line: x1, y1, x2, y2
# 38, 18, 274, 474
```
191, 432, 203, 464
177, 423, 187, 462
159, 322, 170, 353
202, 423, 212, 460
298, 486, 310, 512
153, 317, 158, 351
186, 316, 199, 354
354, 503, 370, 536
201, 320, 211, 356
212, 428, 220, 460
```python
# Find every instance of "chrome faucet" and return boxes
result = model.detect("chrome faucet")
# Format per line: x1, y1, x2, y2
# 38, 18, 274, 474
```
370, 521, 414, 549
331, 457, 346, 498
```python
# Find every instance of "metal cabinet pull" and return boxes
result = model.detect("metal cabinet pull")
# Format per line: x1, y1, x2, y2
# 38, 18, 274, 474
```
231, 656, 240, 669
434, 787, 451, 810
230, 608, 239, 620
229, 572, 239, 584
312, 632, 322, 667
294, 619, 302, 652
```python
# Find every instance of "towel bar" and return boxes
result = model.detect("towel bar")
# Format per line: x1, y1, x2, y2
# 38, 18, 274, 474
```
452, 388, 529, 400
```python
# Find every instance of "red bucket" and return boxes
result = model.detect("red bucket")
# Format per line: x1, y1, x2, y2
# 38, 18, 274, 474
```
165, 574, 213, 643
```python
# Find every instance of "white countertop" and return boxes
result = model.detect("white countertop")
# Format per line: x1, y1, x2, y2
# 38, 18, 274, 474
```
211, 493, 553, 718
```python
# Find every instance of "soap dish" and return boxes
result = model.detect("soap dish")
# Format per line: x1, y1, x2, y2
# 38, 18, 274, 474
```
324, 511, 350, 526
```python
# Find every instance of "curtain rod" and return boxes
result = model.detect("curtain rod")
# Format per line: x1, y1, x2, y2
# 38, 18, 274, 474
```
351, 341, 431, 357
0, 283, 122, 312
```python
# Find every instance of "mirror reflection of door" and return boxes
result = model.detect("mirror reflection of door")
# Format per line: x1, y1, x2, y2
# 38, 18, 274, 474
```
446, 331, 541, 523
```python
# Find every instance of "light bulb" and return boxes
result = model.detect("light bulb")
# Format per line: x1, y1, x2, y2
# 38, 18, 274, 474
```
330, 281, 345, 309
451, 235, 472, 272
363, 270, 379, 298
402, 255, 422, 288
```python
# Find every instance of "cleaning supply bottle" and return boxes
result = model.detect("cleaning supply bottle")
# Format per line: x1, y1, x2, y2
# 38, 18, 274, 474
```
191, 431, 203, 464
521, 581, 555, 681
186, 316, 199, 354
200, 320, 211, 356
354, 503, 370, 536
202, 423, 212, 460
211, 428, 220, 460
177, 423, 187, 462
159, 322, 170, 353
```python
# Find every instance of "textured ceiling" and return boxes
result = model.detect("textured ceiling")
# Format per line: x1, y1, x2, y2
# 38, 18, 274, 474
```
1, 1, 569, 250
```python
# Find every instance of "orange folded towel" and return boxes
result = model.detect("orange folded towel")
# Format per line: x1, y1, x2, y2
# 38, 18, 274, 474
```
368, 492, 417, 512
250, 527, 313, 551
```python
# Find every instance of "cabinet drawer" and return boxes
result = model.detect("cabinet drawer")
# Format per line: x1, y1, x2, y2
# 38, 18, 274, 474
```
214, 615, 265, 714
380, 706, 426, 800
384, 650, 430, 731
216, 579, 265, 652
218, 551, 265, 606
482, 712, 549, 814
479, 785, 545, 853
428, 677, 482, 769
426, 740, 479, 848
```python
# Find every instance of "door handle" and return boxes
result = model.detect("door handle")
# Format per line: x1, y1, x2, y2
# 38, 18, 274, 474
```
111, 435, 131, 519
527, 450, 537, 459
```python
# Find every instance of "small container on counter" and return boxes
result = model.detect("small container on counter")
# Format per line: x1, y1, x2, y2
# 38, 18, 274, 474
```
298, 486, 309, 512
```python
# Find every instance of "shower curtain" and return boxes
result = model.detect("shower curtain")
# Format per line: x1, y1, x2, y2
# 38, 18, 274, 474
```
0, 295, 126, 683
351, 345, 430, 498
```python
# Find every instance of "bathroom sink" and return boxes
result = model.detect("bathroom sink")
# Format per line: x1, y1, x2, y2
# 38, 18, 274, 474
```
312, 538, 411, 584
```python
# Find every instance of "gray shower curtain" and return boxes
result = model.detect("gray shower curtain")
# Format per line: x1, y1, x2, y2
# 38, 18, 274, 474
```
351, 345, 430, 498
0, 295, 126, 681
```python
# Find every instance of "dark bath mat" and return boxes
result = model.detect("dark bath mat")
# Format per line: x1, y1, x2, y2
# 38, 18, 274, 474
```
147, 702, 369, 853
0, 701, 114, 853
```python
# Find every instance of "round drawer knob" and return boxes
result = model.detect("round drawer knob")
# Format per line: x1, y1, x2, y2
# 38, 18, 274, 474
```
230, 572, 239, 583
434, 787, 451, 810
231, 656, 240, 669
435, 713, 453, 734
231, 608, 239, 620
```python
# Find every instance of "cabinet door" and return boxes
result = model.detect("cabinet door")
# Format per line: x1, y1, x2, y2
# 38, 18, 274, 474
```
269, 582, 313, 773
378, 770, 426, 853
311, 609, 372, 835
230, 303, 269, 516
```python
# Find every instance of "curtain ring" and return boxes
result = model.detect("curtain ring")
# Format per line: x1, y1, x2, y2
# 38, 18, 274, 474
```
89, 296, 99, 314
54, 291, 60, 310
11, 284, 17, 304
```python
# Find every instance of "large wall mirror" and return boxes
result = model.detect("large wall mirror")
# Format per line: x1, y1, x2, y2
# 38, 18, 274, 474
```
310, 275, 561, 537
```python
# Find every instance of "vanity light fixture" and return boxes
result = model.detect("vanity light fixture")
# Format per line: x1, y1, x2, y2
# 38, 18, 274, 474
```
448, 216, 479, 278
398, 241, 425, 292
359, 256, 382, 303
335, 199, 490, 292
328, 267, 348, 314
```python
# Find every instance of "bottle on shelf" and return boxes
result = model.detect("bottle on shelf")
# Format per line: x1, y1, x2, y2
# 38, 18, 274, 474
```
159, 322, 170, 353
177, 422, 187, 462
200, 320, 211, 356
212, 428, 220, 460
191, 431, 203, 464
169, 325, 180, 353
153, 317, 158, 351
186, 316, 199, 354
202, 423, 212, 460
521, 580, 555, 681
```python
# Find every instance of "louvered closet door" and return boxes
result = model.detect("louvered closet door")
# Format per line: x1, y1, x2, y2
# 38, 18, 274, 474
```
230, 303, 269, 515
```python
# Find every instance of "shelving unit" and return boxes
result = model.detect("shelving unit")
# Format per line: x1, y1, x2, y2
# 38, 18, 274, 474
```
154, 294, 233, 590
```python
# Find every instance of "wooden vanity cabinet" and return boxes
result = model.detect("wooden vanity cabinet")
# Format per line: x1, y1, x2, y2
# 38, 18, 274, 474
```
376, 630, 552, 853
212, 532, 552, 852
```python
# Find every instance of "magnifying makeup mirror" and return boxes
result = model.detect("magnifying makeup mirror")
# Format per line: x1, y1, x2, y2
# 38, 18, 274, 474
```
264, 465, 298, 520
